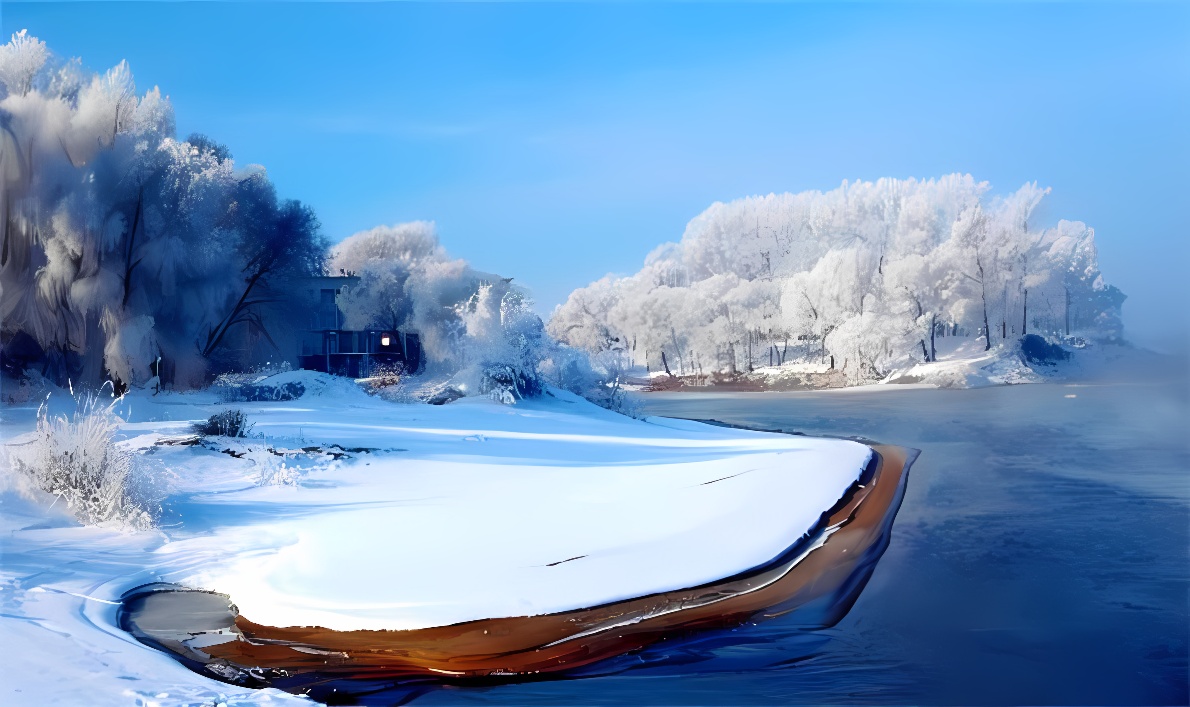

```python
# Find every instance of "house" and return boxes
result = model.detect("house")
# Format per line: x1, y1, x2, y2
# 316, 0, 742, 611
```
295, 276, 423, 378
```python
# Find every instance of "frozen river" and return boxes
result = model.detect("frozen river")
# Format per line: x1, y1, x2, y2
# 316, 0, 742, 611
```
417, 369, 1188, 705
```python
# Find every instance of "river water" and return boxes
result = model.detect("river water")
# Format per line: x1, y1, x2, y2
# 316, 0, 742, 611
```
416, 367, 1188, 705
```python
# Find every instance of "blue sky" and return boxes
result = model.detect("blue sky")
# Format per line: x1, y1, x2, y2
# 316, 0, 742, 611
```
4, 2, 1187, 352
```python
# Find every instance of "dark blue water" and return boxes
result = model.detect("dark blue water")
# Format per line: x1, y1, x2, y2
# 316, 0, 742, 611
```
412, 370, 1188, 705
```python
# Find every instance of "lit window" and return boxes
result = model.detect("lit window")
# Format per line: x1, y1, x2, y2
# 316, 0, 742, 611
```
380, 335, 391, 347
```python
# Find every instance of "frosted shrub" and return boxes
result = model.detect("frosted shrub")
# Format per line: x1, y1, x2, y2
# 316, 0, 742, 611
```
211, 361, 293, 389
256, 457, 301, 487
540, 345, 642, 418
375, 378, 415, 404
480, 363, 542, 405
595, 375, 641, 418
212, 363, 305, 402
359, 364, 405, 397
15, 393, 156, 529
193, 409, 253, 438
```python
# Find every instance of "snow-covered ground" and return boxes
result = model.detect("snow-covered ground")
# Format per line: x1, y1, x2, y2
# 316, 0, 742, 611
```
880, 338, 1046, 388
0, 373, 872, 705
880, 338, 1150, 388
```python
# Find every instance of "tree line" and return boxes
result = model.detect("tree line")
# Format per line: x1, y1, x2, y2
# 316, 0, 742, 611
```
549, 175, 1125, 381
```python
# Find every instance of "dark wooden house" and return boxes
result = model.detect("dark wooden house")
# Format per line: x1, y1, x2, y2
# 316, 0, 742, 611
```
295, 276, 423, 378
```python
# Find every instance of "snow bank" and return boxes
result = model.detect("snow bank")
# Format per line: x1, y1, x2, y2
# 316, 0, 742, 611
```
642, 336, 1111, 392
172, 391, 872, 631
883, 339, 1045, 388
215, 369, 367, 402
877, 336, 1138, 389
195, 436, 870, 632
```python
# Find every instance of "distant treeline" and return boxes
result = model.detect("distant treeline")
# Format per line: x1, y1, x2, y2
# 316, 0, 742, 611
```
550, 175, 1124, 381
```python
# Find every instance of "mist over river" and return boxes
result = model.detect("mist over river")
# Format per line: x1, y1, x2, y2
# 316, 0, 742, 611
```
414, 364, 1188, 705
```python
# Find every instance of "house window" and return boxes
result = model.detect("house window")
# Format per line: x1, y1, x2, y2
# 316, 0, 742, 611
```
300, 332, 323, 356
317, 289, 339, 330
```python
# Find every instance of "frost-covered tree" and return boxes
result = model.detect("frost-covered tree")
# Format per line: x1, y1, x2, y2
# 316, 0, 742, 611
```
551, 175, 1124, 382
0, 30, 47, 98
331, 222, 548, 398
0, 31, 325, 390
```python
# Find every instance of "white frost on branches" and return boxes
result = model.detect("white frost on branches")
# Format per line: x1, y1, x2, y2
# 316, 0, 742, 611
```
0, 31, 324, 390
331, 223, 548, 398
550, 176, 1124, 382
0, 30, 47, 98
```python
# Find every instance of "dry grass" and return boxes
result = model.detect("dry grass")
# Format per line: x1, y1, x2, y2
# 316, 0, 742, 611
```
14, 392, 157, 529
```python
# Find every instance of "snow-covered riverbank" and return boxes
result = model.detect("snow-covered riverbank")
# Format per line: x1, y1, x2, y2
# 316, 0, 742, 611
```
0, 374, 874, 704
632, 339, 1153, 392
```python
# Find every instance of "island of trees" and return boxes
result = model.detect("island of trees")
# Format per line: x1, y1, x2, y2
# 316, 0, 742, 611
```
549, 175, 1124, 384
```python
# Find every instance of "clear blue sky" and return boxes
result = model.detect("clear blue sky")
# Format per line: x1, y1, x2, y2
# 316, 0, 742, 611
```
4, 2, 1187, 353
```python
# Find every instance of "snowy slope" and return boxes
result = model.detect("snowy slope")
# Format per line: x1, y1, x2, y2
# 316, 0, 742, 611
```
1, 376, 870, 702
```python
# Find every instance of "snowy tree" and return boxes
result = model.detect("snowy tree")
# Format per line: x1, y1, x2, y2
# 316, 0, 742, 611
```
331, 222, 550, 397
552, 176, 1124, 383
1, 32, 325, 389
0, 30, 47, 98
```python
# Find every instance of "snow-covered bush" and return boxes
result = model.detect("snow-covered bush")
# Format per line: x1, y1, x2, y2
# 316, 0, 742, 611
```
255, 457, 300, 487
212, 363, 310, 401
14, 392, 157, 529
538, 343, 641, 417
216, 380, 305, 403
458, 284, 546, 404
193, 409, 253, 438
1019, 334, 1070, 366
479, 363, 541, 404
420, 382, 465, 406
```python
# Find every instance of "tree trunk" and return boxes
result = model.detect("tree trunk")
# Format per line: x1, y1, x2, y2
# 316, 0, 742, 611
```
661, 350, 672, 376
1001, 283, 1008, 342
1, 193, 11, 267
202, 269, 265, 358
929, 313, 937, 362
977, 256, 991, 351
1022, 288, 1028, 335
1064, 286, 1071, 335
669, 327, 685, 375
122, 188, 144, 307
